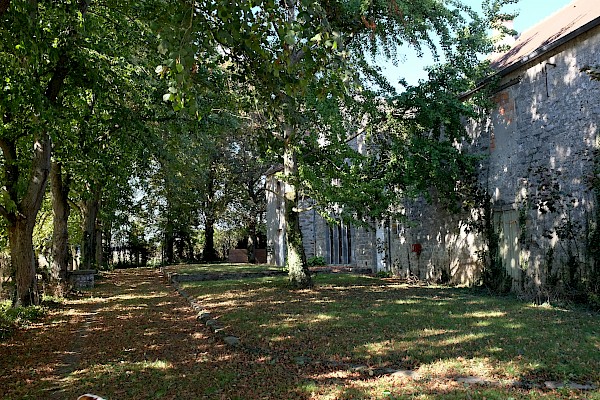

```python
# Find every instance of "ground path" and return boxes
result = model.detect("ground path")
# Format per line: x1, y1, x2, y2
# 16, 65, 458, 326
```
0, 268, 314, 399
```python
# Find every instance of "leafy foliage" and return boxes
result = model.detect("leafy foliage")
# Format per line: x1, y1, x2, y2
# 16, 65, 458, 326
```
0, 300, 46, 340
306, 256, 327, 267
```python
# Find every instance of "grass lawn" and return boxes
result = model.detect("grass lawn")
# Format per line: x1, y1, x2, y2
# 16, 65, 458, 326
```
2, 268, 598, 399
181, 273, 600, 399
163, 262, 283, 275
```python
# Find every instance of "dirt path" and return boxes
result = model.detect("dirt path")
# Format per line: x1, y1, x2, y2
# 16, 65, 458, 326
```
0, 268, 306, 400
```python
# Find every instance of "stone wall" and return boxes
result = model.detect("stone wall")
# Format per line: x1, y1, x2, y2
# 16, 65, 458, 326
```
483, 26, 600, 291
397, 25, 600, 289
391, 202, 484, 285
68, 270, 96, 289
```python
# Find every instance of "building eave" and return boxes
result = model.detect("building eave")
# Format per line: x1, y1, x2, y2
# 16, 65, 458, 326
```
460, 15, 600, 100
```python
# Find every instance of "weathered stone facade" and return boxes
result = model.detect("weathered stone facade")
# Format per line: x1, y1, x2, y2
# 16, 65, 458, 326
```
397, 5, 600, 290
265, 2, 600, 293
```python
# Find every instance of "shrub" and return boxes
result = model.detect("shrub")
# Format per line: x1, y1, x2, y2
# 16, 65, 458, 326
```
307, 256, 326, 267
375, 270, 392, 278
0, 300, 46, 340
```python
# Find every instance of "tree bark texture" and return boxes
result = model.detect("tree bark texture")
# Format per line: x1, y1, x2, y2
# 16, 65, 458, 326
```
50, 161, 71, 296
81, 188, 100, 270
203, 215, 219, 262
283, 126, 311, 288
164, 227, 174, 264
247, 218, 257, 263
95, 223, 103, 268
202, 171, 219, 262
9, 134, 51, 306
9, 217, 39, 306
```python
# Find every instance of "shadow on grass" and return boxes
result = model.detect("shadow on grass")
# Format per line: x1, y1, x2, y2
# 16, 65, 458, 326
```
0, 269, 320, 399
181, 274, 600, 387
1, 268, 598, 400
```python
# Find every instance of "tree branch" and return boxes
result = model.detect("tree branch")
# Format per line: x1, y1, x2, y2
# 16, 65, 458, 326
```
68, 197, 82, 213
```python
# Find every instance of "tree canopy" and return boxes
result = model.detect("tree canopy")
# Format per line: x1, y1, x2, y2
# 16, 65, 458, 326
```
0, 0, 517, 303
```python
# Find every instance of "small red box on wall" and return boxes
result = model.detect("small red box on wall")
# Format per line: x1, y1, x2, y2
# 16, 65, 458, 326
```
411, 243, 422, 256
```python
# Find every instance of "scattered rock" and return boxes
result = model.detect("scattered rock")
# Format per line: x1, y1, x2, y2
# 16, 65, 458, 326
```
390, 369, 421, 380
197, 311, 211, 321
456, 377, 491, 386
223, 336, 240, 347
544, 381, 597, 390
205, 319, 220, 329
213, 327, 226, 335
293, 356, 311, 365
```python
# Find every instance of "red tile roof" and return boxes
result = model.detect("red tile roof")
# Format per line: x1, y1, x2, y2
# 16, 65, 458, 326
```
490, 0, 600, 71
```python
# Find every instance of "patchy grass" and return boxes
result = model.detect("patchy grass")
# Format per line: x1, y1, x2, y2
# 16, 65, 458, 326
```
163, 262, 283, 275
1, 268, 598, 400
181, 273, 600, 391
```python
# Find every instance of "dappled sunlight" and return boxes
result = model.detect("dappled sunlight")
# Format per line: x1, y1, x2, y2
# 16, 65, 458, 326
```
108, 292, 167, 301
315, 312, 340, 320
4, 268, 599, 399
502, 322, 524, 329
460, 310, 506, 319
392, 298, 421, 305
439, 332, 490, 347
267, 334, 293, 343
418, 356, 495, 379
419, 328, 451, 338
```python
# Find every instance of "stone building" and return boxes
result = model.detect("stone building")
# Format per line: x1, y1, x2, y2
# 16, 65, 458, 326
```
396, 0, 600, 290
266, 0, 600, 292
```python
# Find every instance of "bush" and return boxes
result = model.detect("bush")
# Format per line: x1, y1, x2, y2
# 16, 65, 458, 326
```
375, 270, 392, 278
307, 256, 327, 267
0, 301, 46, 340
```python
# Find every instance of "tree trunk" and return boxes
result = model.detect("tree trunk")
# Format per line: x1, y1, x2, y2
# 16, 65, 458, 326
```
95, 221, 103, 268
104, 226, 112, 266
0, 0, 9, 16
7, 134, 52, 306
50, 161, 70, 297
164, 230, 174, 264
247, 218, 257, 263
283, 125, 311, 288
203, 215, 219, 262
187, 236, 194, 261
81, 187, 100, 270
9, 217, 39, 306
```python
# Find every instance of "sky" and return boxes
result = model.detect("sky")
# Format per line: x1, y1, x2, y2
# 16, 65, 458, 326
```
381, 0, 574, 88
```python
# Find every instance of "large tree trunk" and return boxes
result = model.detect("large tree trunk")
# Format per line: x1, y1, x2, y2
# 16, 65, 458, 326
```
7, 134, 52, 306
50, 161, 70, 297
9, 217, 39, 306
283, 126, 311, 288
